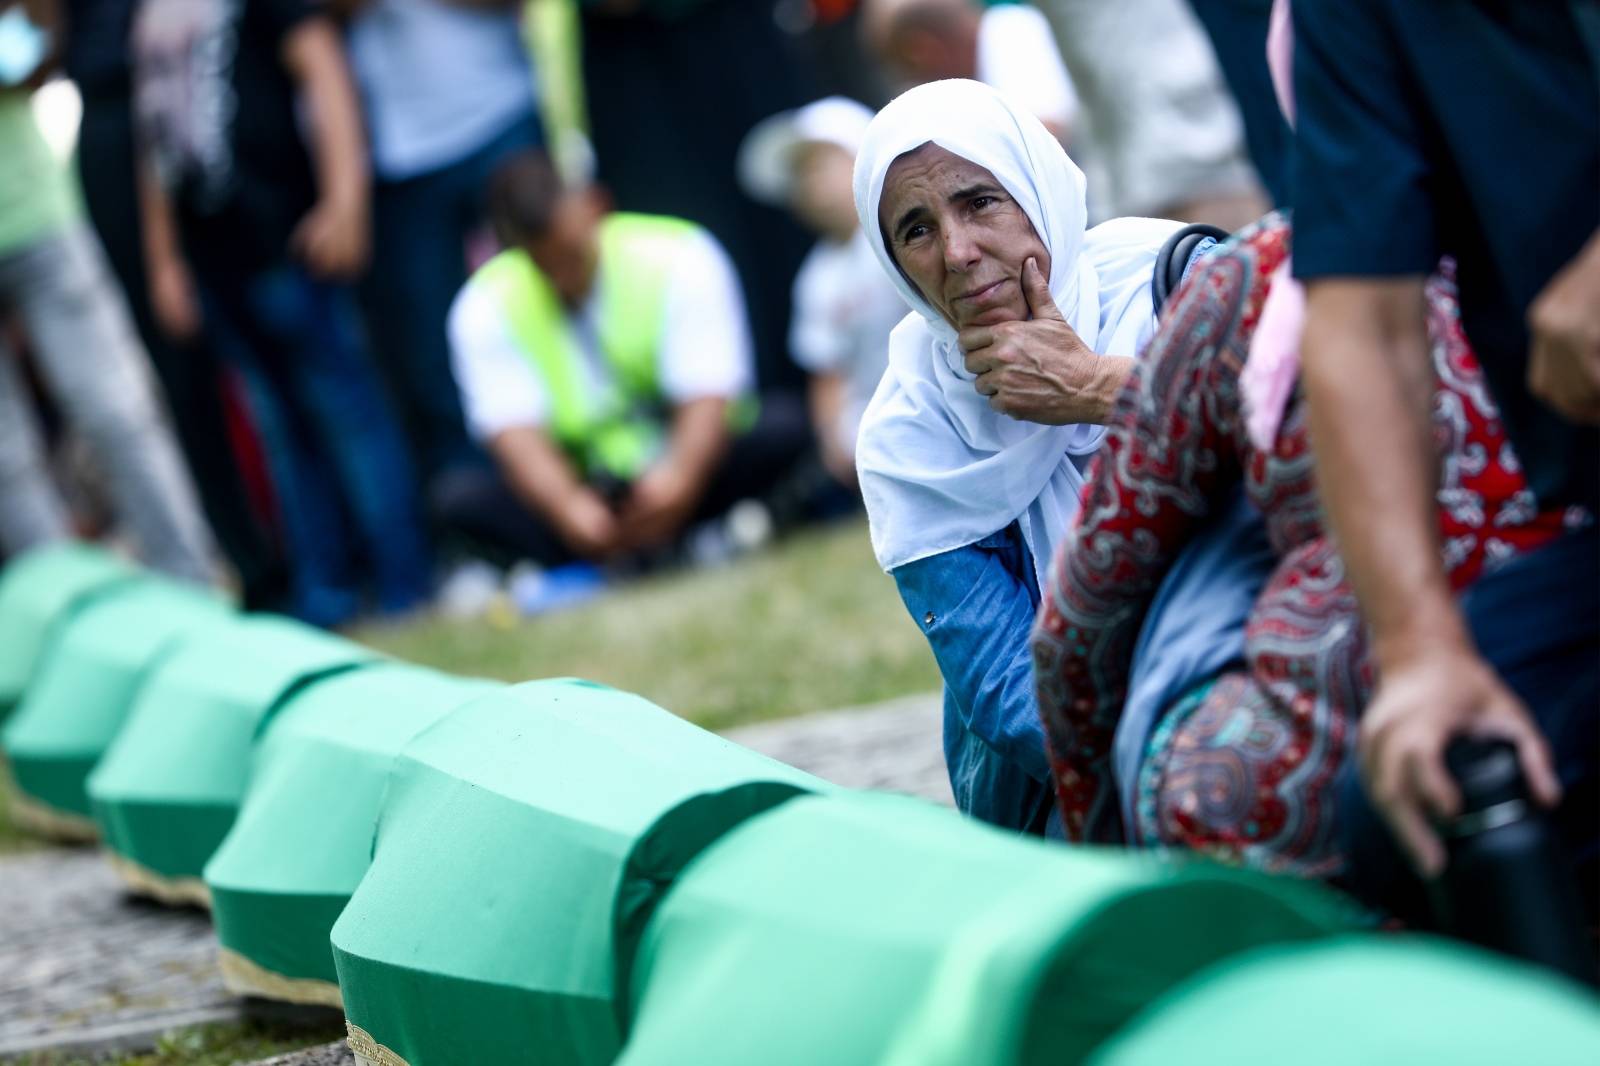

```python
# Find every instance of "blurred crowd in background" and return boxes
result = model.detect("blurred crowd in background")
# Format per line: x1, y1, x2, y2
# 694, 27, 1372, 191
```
0, 0, 1279, 627
5, 0, 1598, 969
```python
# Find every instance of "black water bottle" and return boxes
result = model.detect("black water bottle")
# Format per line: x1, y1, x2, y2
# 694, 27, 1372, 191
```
1431, 738, 1597, 985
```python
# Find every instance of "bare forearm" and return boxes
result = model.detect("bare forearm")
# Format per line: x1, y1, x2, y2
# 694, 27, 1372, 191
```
1081, 354, 1133, 424
1041, 352, 1134, 425
490, 427, 603, 530
1528, 226, 1600, 423
1301, 280, 1467, 666
283, 19, 368, 209
660, 396, 730, 497
138, 160, 182, 271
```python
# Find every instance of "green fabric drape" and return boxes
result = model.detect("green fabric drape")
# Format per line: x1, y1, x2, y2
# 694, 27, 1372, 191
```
1089, 937, 1600, 1065
206, 664, 501, 997
0, 542, 136, 723
3, 580, 229, 824
619, 792, 1354, 1066
88, 615, 377, 887
331, 679, 824, 1066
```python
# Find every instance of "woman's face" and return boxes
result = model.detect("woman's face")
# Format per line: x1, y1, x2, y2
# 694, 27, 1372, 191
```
877, 144, 1050, 330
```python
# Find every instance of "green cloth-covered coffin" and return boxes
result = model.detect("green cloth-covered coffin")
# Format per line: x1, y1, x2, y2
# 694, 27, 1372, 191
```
88, 615, 377, 905
0, 542, 135, 723
206, 664, 500, 1007
1, 581, 230, 839
331, 679, 824, 1066
1088, 937, 1600, 1065
618, 792, 1353, 1066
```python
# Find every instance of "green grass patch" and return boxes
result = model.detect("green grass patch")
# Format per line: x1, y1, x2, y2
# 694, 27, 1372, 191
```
354, 520, 939, 732
1, 1021, 343, 1066
0, 523, 937, 857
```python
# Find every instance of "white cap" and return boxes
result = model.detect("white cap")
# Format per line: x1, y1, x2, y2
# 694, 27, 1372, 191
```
737, 96, 877, 206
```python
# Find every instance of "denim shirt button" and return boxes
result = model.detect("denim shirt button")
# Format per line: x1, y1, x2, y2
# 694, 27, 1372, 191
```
923, 611, 936, 627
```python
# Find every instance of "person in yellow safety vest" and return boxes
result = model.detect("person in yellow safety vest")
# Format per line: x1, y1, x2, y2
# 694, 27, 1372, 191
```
439, 150, 808, 567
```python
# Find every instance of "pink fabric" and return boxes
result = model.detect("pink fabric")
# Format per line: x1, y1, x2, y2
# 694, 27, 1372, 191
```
1242, 259, 1305, 450
1267, 0, 1295, 124
1241, 0, 1303, 451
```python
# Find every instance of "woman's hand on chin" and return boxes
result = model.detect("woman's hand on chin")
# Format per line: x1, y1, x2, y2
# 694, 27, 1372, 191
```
958, 257, 1133, 425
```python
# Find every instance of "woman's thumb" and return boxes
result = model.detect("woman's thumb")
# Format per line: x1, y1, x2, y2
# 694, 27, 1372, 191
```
1023, 257, 1064, 320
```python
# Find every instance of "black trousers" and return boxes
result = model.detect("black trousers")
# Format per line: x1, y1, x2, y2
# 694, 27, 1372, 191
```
75, 91, 285, 606
432, 395, 812, 569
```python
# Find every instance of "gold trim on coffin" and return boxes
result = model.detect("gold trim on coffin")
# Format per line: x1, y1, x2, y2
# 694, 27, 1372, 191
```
7, 787, 99, 843
347, 1021, 412, 1066
104, 851, 213, 908
218, 947, 344, 1010
0, 752, 98, 843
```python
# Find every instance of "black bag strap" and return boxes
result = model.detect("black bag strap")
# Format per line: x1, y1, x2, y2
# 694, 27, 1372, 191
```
1152, 223, 1231, 316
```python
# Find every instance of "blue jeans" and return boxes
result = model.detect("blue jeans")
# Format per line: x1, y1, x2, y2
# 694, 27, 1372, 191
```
203, 262, 432, 626
1337, 525, 1600, 923
363, 110, 543, 481
892, 525, 1060, 835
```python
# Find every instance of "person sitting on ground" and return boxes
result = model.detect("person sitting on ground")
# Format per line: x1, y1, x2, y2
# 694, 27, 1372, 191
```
853, 78, 1189, 835
738, 96, 907, 490
441, 151, 807, 569
1029, 212, 1577, 876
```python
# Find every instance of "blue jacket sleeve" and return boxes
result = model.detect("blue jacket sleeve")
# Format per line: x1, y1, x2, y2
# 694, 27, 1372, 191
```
890, 529, 1053, 787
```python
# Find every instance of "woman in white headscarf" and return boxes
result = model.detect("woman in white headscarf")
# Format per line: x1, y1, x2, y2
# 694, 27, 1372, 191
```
852, 78, 1186, 834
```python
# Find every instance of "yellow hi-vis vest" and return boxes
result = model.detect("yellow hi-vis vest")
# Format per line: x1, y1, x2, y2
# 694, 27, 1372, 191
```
468, 212, 700, 480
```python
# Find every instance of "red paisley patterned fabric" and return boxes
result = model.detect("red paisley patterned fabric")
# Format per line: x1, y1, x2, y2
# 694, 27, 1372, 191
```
1030, 213, 1575, 876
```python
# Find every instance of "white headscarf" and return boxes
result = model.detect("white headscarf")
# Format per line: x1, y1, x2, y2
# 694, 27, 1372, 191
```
852, 79, 1180, 589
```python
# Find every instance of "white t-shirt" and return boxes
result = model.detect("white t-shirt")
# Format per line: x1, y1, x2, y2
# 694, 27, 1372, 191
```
975, 4, 1080, 134
349, 0, 538, 181
448, 227, 754, 443
789, 229, 906, 457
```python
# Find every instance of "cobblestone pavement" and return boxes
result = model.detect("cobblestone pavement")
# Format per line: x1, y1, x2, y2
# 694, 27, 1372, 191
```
2, 692, 947, 1063
249, 1042, 353, 1066
724, 692, 951, 805
0, 848, 237, 1059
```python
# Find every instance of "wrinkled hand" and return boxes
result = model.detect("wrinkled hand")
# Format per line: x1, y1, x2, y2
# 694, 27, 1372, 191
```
958, 257, 1119, 425
1529, 233, 1600, 423
291, 195, 369, 280
149, 254, 202, 341
1360, 641, 1561, 877
557, 490, 623, 561
621, 461, 699, 549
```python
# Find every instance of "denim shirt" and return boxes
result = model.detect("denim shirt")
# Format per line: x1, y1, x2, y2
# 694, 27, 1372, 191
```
890, 523, 1057, 835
